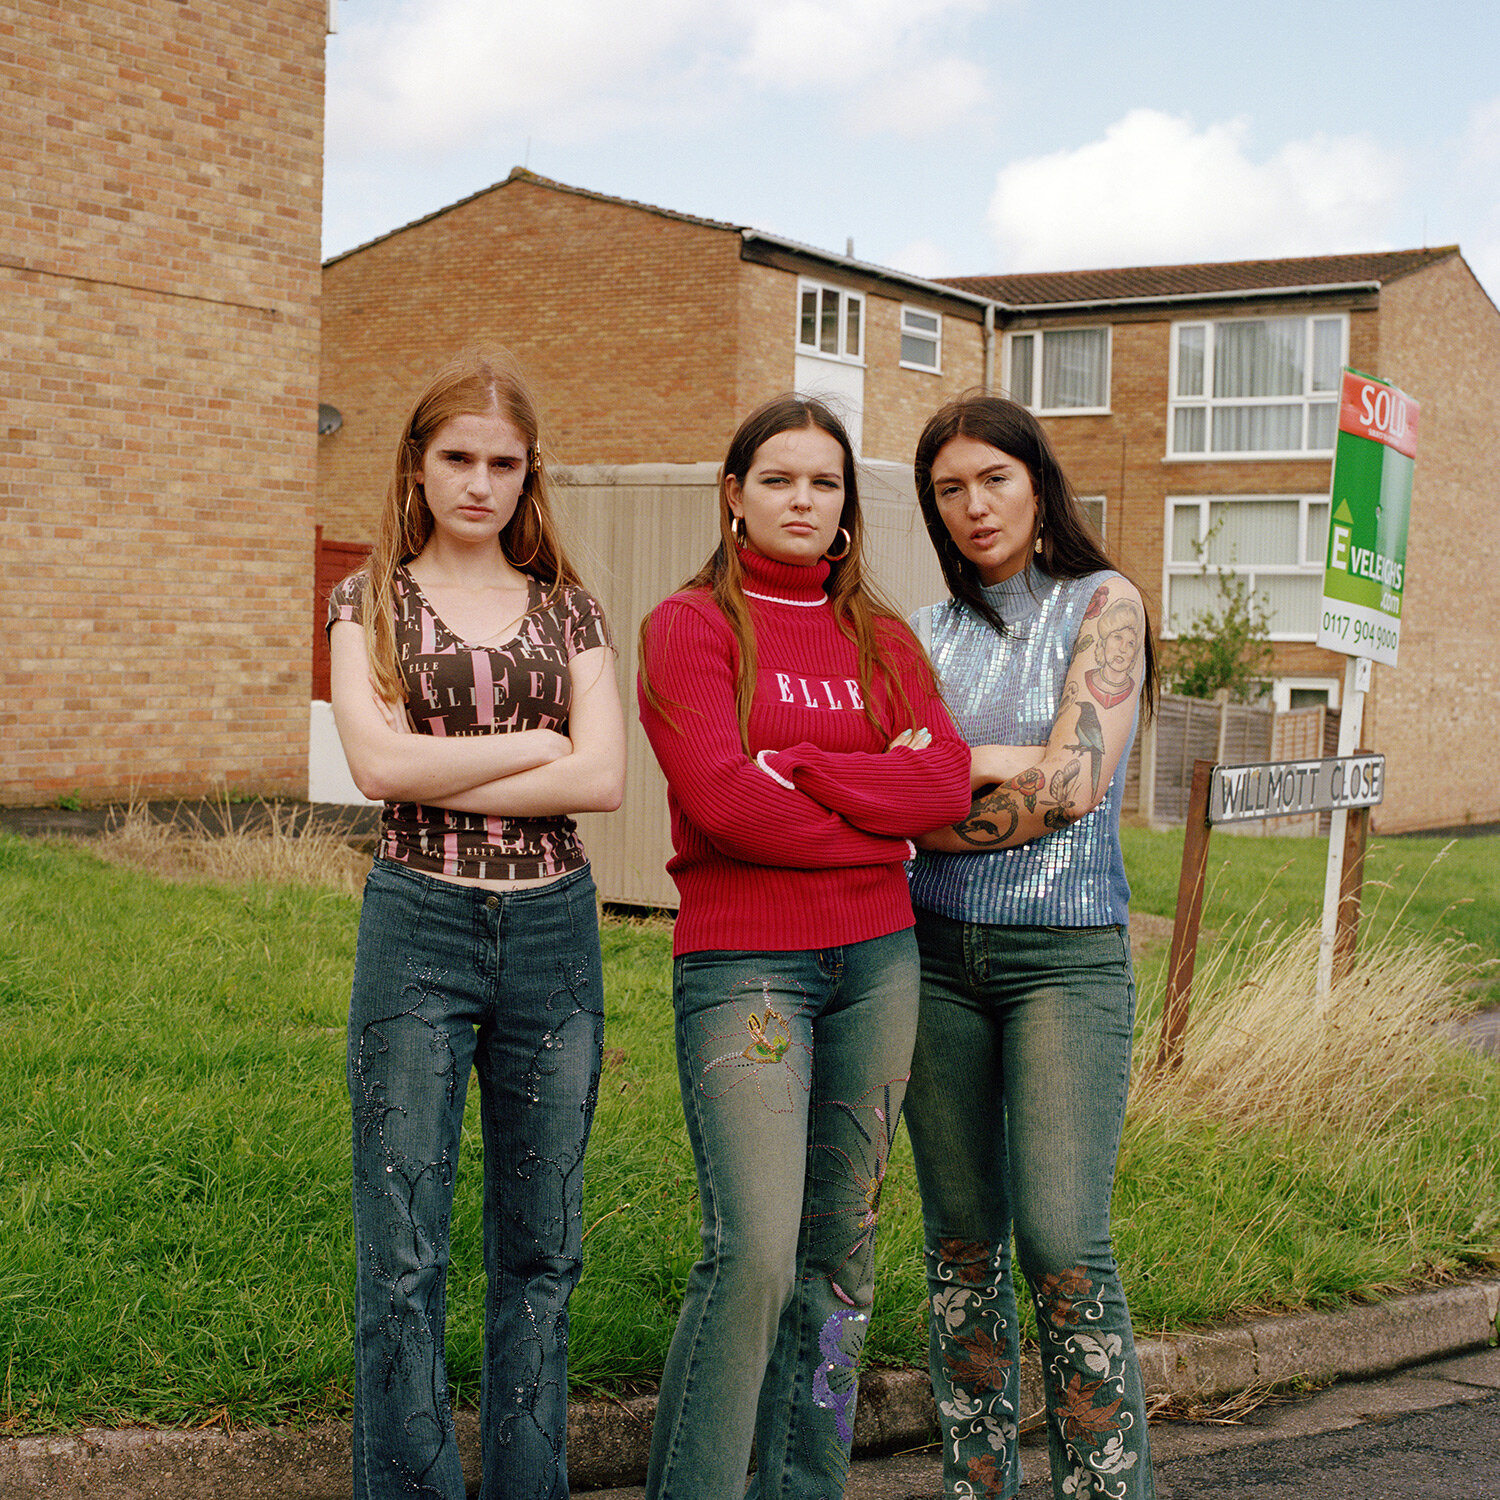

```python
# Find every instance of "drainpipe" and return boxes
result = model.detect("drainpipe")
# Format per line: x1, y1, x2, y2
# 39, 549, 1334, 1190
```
983, 304, 995, 392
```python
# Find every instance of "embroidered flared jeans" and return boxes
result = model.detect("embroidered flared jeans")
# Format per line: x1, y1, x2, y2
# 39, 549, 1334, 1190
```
348, 860, 604, 1500
645, 930, 920, 1500
904, 912, 1155, 1500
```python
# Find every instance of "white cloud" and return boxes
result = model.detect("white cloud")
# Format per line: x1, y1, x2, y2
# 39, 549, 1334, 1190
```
987, 109, 1405, 271
739, 0, 983, 90
842, 56, 987, 139
325, 0, 990, 163
887, 237, 960, 278
325, 0, 719, 156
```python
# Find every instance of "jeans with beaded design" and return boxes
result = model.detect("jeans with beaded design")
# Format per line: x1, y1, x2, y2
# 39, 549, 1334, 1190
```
904, 912, 1155, 1500
645, 930, 920, 1500
348, 859, 604, 1500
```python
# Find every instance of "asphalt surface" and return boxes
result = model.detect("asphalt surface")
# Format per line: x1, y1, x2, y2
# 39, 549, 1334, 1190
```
579, 1346, 1500, 1499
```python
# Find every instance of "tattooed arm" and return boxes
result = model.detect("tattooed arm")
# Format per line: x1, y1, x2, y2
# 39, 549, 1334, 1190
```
916, 577, 1147, 853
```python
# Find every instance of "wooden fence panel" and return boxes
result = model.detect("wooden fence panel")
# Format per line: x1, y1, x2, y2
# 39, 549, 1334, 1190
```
1145, 694, 1274, 826
556, 461, 945, 909
1265, 704, 1342, 835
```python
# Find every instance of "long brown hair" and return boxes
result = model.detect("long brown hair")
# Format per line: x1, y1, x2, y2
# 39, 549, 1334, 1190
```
914, 392, 1159, 717
640, 394, 938, 752
360, 348, 581, 702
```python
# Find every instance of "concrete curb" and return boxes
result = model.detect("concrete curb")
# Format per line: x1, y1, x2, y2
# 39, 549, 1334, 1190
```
5, 1279, 1495, 1499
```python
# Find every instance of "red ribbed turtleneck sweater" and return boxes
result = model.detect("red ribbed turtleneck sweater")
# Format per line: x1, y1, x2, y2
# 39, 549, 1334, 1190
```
637, 549, 972, 955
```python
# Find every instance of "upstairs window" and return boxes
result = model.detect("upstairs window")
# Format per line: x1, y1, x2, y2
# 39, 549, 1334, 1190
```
1006, 327, 1110, 413
798, 281, 864, 364
900, 306, 942, 371
1169, 314, 1345, 457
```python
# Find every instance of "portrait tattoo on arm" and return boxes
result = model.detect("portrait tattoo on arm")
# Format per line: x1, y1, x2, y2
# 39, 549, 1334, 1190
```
1084, 596, 1145, 710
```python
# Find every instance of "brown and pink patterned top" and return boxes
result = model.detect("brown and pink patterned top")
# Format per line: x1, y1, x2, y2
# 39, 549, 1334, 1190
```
327, 566, 613, 881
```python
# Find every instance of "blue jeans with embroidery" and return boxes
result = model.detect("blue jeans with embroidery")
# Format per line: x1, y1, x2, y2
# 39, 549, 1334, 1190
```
348, 859, 604, 1500
904, 912, 1155, 1500
645, 930, 920, 1500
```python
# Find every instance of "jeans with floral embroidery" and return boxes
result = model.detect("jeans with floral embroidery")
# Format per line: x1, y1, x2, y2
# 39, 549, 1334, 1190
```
904, 912, 1155, 1500
348, 860, 604, 1500
645, 931, 919, 1500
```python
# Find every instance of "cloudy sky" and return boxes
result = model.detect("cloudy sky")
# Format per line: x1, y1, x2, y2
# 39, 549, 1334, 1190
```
323, 0, 1499, 300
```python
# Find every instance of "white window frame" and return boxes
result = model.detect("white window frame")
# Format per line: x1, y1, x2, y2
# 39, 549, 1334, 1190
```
1271, 677, 1342, 713
899, 305, 942, 373
796, 279, 865, 366
1162, 493, 1331, 642
1167, 313, 1347, 460
1077, 494, 1106, 544
1004, 326, 1111, 415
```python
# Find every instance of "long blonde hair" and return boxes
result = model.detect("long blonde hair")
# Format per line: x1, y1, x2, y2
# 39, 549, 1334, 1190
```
360, 348, 581, 702
639, 394, 938, 752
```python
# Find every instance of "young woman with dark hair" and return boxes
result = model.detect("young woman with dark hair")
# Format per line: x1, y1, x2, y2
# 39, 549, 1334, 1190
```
637, 394, 972, 1500
904, 392, 1159, 1500
327, 348, 626, 1500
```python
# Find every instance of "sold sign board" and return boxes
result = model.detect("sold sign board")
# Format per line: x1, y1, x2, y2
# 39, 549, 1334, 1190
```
1317, 370, 1418, 667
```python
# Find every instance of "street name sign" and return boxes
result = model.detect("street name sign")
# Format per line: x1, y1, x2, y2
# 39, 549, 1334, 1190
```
1209, 754, 1385, 826
1317, 370, 1418, 667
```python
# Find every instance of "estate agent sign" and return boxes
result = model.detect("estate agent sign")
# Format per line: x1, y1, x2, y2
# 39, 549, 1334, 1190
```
1316, 370, 1419, 667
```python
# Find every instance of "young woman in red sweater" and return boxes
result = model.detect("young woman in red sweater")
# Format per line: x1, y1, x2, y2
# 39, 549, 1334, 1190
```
637, 395, 972, 1500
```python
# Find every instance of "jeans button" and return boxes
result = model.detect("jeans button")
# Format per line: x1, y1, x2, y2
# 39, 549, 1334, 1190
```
486, 895, 499, 909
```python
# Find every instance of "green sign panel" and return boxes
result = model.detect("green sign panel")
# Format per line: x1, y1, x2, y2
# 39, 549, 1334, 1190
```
1317, 369, 1418, 667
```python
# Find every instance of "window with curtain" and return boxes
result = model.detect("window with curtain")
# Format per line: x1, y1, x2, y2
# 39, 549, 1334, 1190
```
797, 280, 864, 363
1164, 494, 1331, 639
1169, 314, 1345, 456
1007, 326, 1110, 412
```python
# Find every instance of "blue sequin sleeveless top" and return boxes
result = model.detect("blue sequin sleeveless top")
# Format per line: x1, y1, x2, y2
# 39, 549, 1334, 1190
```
907, 566, 1134, 928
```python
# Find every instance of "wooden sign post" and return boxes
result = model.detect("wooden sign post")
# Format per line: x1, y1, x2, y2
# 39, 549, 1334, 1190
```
1155, 751, 1383, 1070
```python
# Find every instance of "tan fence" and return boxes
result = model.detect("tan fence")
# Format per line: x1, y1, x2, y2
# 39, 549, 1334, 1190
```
556, 460, 945, 908
1134, 694, 1276, 829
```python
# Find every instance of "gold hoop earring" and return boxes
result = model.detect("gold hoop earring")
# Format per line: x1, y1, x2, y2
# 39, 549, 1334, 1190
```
730, 516, 746, 549
513, 493, 544, 570
404, 484, 421, 534
824, 527, 852, 562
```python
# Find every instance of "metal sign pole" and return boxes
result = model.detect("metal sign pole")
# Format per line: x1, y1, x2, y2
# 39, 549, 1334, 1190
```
1317, 655, 1373, 1001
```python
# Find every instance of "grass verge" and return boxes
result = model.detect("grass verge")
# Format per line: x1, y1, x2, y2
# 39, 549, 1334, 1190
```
0, 822, 1495, 1433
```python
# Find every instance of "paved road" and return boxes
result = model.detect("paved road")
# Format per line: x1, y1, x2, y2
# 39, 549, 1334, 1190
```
581, 1345, 1500, 1498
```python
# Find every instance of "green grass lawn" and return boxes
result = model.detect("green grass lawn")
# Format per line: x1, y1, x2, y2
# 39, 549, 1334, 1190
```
1, 827, 1496, 1433
1120, 823, 1500, 1002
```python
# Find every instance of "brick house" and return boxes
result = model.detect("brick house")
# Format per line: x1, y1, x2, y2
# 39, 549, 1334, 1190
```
316, 168, 994, 546
943, 249, 1500, 832
2, 0, 330, 807
319, 171, 1498, 834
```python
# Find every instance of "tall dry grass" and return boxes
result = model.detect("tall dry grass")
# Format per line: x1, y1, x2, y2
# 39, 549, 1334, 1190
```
1133, 921, 1479, 1133
89, 797, 373, 897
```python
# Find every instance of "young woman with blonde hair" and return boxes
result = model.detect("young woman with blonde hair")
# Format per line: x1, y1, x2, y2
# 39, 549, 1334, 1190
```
637, 393, 972, 1500
327, 348, 625, 1500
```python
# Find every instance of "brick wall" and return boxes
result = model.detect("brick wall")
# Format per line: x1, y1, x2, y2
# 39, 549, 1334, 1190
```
320, 174, 995, 545
861, 296, 986, 465
1, 0, 326, 805
318, 174, 754, 545
1365, 257, 1500, 831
